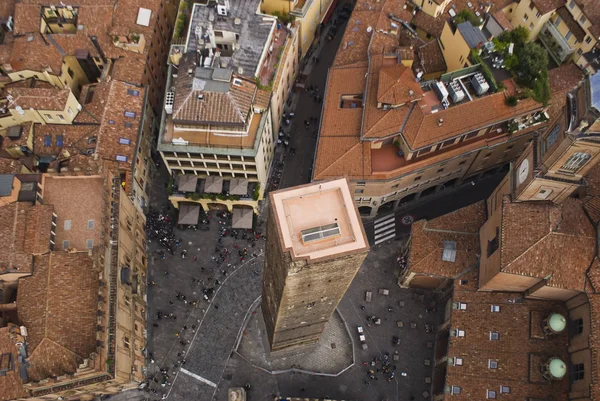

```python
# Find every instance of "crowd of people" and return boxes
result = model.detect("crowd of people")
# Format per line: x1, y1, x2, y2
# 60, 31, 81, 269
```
141, 206, 266, 398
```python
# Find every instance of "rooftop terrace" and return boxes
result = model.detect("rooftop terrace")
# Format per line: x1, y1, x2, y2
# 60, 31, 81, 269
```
185, 0, 274, 78
270, 179, 368, 262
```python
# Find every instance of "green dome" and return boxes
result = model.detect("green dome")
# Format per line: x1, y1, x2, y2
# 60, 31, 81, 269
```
548, 358, 567, 379
548, 313, 567, 333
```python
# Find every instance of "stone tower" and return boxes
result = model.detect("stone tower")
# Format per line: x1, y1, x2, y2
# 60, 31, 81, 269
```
261, 178, 369, 352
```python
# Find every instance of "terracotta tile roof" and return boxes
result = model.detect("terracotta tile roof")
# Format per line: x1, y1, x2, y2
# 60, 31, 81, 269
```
17, 252, 99, 381
402, 90, 542, 150
8, 34, 64, 75
173, 66, 257, 126
0, 158, 24, 174
546, 62, 584, 119
0, 202, 53, 275
576, 0, 600, 37
447, 268, 569, 401
556, 6, 586, 42
443, 0, 516, 16
531, 0, 565, 14
5, 87, 70, 111
411, 11, 445, 38
491, 11, 513, 30
0, 0, 15, 19
414, 40, 447, 76
41, 175, 104, 251
587, 293, 600, 400
500, 197, 595, 291
0, 324, 28, 401
319, 65, 367, 138
408, 201, 485, 279
377, 64, 425, 105
362, 55, 415, 140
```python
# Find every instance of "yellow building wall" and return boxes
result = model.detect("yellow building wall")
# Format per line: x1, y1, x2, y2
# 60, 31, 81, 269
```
297, 0, 335, 56
60, 56, 92, 97
509, 0, 553, 40
7, 69, 63, 87
416, 0, 451, 18
439, 22, 471, 73
271, 27, 299, 135
0, 90, 81, 129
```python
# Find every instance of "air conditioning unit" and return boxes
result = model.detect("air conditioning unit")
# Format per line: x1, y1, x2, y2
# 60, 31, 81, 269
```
165, 92, 174, 114
217, 5, 227, 16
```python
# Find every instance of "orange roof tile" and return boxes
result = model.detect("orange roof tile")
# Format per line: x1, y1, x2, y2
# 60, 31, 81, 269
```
17, 252, 99, 381
408, 201, 485, 279
500, 197, 595, 291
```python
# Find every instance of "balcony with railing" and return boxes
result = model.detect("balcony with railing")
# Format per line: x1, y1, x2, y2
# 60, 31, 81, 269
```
291, 0, 314, 18
538, 21, 575, 65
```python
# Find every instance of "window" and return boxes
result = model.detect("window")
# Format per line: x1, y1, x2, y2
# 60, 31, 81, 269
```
454, 357, 463, 366
565, 31, 573, 40
568, 0, 575, 8
456, 329, 465, 337
357, 181, 366, 186
554, 16, 562, 26
522, 14, 529, 22
455, 302, 467, 310
442, 138, 456, 148
124, 336, 130, 349
571, 363, 584, 381
490, 331, 499, 340
529, 1, 535, 9
214, 30, 224, 37
488, 227, 499, 257
44, 135, 52, 147
119, 138, 131, 145
484, 152, 492, 159
45, 114, 53, 120
491, 305, 500, 312
86, 239, 94, 249
464, 131, 478, 140
67, 67, 74, 79
124, 110, 137, 118
451, 386, 461, 395
355, 189, 364, 194
573, 318, 584, 335
414, 176, 422, 182
437, 168, 444, 173
586, 36, 592, 44
58, 114, 65, 121
108, 119, 115, 125
55, 135, 63, 148
544, 124, 560, 154
116, 155, 128, 162
488, 360, 498, 369
487, 390, 497, 399
560, 152, 591, 173
535, 11, 541, 18
458, 160, 467, 166
579, 15, 586, 24
124, 122, 133, 128
64, 220, 72, 230
530, 22, 535, 29
88, 220, 95, 229
499, 386, 510, 394
127, 89, 140, 96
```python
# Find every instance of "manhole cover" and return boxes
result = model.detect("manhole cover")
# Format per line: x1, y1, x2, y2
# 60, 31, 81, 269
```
401, 215, 414, 225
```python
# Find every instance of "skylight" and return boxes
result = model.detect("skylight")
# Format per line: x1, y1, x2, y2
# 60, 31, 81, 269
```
301, 223, 341, 243
442, 240, 457, 262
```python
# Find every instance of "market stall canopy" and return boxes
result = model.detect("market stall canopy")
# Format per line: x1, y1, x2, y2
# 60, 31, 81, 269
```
178, 203, 200, 225
232, 206, 253, 229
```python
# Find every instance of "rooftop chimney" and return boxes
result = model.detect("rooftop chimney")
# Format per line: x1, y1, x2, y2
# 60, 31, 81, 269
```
438, 118, 444, 127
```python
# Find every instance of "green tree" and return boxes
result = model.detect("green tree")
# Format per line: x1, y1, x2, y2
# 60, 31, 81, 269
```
454, 10, 482, 26
498, 26, 529, 51
516, 42, 548, 85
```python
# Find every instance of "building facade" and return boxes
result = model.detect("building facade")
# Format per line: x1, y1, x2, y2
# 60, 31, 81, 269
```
261, 179, 369, 352
159, 0, 299, 216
